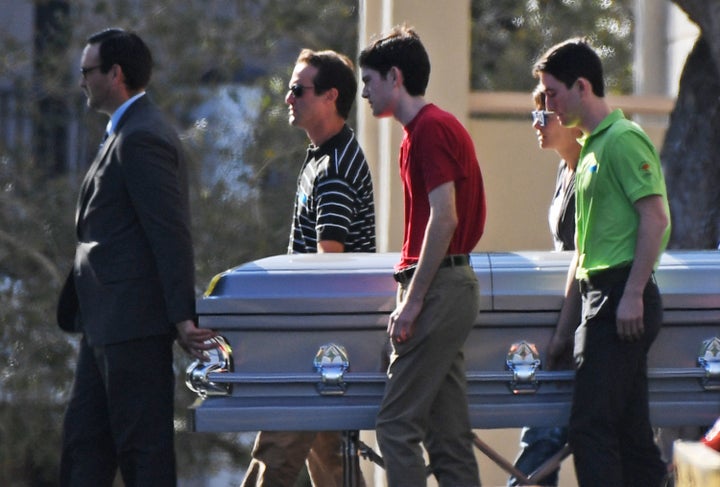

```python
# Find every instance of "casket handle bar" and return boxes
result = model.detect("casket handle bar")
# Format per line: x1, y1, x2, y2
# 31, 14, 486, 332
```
204, 370, 576, 384
185, 336, 234, 398
501, 336, 720, 394
314, 343, 350, 396
198, 368, 713, 387
506, 340, 541, 394
698, 336, 720, 391
185, 336, 720, 398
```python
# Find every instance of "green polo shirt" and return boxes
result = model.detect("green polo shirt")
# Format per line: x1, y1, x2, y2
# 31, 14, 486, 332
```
575, 109, 671, 280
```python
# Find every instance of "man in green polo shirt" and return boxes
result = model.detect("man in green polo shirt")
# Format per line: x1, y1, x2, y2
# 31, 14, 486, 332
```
534, 38, 671, 487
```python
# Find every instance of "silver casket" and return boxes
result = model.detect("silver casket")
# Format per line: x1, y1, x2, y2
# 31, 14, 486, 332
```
187, 250, 720, 433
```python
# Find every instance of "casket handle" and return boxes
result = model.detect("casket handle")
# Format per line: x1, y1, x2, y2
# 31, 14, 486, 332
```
698, 336, 720, 391
314, 343, 350, 396
185, 336, 234, 398
506, 340, 541, 394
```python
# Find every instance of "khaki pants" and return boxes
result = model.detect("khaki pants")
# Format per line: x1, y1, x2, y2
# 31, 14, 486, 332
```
241, 430, 366, 487
376, 265, 481, 487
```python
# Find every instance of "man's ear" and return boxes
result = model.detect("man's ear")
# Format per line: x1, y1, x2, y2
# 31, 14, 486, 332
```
111, 64, 127, 91
576, 77, 590, 95
390, 66, 402, 87
325, 86, 339, 104
110, 63, 121, 80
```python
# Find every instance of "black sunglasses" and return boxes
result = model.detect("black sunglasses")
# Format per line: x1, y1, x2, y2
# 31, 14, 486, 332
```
288, 84, 315, 98
531, 110, 555, 127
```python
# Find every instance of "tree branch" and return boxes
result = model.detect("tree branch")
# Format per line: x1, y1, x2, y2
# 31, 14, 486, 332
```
0, 228, 63, 285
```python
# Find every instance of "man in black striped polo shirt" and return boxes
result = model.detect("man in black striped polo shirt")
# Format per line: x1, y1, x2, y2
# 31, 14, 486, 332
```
286, 49, 376, 254
241, 49, 375, 487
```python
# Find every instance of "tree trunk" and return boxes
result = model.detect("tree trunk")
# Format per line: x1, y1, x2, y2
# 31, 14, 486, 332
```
662, 1, 720, 249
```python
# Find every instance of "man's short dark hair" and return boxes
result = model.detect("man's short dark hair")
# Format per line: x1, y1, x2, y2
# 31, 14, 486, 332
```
533, 38, 605, 97
359, 25, 430, 97
87, 28, 153, 91
297, 49, 357, 120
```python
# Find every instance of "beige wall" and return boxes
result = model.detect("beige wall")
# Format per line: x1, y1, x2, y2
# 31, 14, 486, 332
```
471, 117, 668, 252
471, 118, 560, 252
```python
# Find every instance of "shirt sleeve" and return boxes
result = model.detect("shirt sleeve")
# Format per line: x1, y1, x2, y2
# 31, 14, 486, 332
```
607, 130, 665, 204
314, 174, 356, 244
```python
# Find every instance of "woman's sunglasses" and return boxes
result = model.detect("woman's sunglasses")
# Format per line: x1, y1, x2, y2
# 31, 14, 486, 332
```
531, 110, 555, 127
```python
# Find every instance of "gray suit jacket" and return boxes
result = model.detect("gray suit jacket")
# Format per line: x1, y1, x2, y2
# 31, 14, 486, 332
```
57, 95, 195, 346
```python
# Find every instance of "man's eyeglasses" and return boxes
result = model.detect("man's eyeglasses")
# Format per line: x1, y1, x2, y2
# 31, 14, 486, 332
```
531, 110, 555, 127
80, 65, 102, 79
288, 84, 315, 98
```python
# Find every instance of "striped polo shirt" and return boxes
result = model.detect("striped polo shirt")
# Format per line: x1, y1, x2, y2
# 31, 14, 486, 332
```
288, 124, 376, 254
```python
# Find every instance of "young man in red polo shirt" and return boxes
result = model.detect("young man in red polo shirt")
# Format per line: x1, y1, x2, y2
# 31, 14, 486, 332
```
360, 25, 486, 487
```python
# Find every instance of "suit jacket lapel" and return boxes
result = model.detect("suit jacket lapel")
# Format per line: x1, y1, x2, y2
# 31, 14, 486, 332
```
75, 97, 149, 232
75, 132, 116, 231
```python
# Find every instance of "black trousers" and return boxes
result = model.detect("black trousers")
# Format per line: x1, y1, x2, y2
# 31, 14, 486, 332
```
60, 334, 176, 487
569, 268, 666, 487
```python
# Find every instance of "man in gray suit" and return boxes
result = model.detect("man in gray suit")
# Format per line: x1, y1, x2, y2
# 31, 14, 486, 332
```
57, 28, 217, 486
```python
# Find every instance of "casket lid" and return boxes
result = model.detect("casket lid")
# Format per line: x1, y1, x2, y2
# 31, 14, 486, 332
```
197, 250, 720, 315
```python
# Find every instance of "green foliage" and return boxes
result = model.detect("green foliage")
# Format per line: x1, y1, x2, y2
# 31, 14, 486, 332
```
1, 0, 359, 484
0, 146, 78, 485
471, 0, 634, 94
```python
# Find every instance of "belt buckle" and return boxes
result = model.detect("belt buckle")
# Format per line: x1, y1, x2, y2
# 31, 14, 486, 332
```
393, 264, 416, 284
